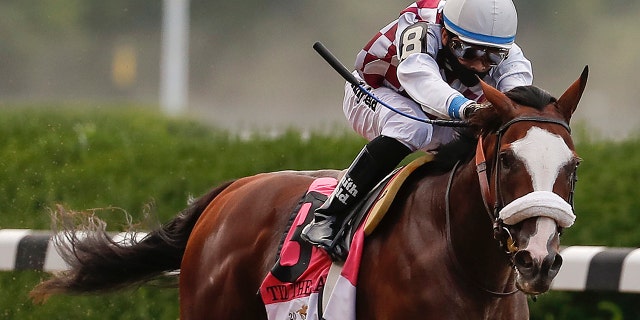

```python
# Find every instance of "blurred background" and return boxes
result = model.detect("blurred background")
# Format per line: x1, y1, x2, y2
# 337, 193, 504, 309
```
1, 1, 639, 319
1, 0, 638, 139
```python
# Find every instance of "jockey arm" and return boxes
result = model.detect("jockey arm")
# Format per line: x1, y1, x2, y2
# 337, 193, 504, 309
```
396, 23, 533, 120
398, 52, 465, 119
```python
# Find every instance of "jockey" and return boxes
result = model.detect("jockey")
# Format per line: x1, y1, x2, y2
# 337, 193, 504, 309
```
301, 0, 533, 259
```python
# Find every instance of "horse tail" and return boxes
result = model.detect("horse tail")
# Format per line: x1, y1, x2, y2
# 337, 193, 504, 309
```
30, 180, 236, 303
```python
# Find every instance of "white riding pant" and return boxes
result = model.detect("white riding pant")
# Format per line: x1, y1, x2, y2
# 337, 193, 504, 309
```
343, 80, 458, 152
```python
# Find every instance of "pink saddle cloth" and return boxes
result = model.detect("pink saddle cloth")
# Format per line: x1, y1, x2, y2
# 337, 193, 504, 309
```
259, 177, 365, 320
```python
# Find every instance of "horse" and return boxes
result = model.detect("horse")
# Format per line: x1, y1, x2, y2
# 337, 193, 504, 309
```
31, 67, 588, 319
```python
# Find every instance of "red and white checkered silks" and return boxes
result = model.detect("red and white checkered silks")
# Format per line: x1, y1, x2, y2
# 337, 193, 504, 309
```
354, 0, 486, 102
355, 0, 442, 91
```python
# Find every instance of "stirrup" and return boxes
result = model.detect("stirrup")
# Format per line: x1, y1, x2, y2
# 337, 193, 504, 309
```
301, 220, 349, 261
301, 215, 338, 245
325, 241, 348, 261
320, 230, 349, 261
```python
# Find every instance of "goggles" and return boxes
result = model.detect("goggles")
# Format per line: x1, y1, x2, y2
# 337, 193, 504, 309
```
449, 38, 510, 66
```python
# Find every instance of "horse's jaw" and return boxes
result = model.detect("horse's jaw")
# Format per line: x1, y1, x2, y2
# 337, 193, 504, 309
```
511, 217, 562, 295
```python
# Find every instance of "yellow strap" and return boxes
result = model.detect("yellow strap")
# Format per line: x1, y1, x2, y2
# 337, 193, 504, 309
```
363, 154, 434, 235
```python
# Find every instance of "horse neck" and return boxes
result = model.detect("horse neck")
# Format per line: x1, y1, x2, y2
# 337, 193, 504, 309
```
446, 158, 515, 292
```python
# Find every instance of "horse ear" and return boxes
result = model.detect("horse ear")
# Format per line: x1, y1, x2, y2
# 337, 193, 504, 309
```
480, 79, 513, 114
557, 66, 589, 122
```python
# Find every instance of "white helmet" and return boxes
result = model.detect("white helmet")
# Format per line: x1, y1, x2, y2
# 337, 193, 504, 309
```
442, 0, 518, 49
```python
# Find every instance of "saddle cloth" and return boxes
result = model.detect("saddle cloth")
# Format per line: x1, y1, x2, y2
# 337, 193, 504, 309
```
259, 154, 433, 320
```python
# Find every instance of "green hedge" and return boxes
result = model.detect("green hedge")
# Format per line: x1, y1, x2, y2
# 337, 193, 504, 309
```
0, 106, 638, 319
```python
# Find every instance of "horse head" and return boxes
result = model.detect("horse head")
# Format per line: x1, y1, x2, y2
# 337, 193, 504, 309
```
470, 67, 588, 295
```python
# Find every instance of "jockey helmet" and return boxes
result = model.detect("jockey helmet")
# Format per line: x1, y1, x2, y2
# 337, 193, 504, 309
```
442, 0, 518, 49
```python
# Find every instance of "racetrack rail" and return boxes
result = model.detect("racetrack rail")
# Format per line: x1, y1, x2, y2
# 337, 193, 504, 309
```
1, 229, 639, 293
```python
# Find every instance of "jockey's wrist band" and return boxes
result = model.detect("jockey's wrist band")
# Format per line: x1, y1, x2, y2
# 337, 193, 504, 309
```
448, 95, 471, 119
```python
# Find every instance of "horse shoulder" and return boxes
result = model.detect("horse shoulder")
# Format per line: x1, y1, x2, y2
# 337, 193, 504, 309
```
356, 173, 449, 312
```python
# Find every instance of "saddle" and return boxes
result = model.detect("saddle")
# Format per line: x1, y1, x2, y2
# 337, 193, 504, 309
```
331, 153, 434, 257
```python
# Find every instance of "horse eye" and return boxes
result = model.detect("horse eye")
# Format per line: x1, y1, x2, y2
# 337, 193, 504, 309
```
567, 159, 581, 179
572, 157, 582, 170
500, 152, 513, 168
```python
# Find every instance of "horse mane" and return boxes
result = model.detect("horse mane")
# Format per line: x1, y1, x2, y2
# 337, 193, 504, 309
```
505, 85, 556, 110
428, 85, 557, 171
468, 85, 557, 134
426, 133, 477, 172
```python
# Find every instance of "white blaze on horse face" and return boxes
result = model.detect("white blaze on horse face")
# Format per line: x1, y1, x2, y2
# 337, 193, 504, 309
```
522, 217, 556, 258
510, 127, 573, 191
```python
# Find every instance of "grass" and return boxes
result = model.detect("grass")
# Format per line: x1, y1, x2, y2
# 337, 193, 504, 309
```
0, 105, 364, 230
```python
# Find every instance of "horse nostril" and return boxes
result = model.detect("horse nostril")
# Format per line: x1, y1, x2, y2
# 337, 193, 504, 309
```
514, 251, 534, 270
550, 254, 563, 271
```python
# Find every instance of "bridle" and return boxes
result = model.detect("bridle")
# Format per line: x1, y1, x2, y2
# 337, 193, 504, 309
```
444, 115, 574, 297
475, 116, 573, 254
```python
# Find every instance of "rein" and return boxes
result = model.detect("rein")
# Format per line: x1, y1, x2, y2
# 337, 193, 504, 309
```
444, 116, 571, 297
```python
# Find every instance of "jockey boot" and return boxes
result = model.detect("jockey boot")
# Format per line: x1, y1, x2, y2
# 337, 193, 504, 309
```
301, 135, 411, 259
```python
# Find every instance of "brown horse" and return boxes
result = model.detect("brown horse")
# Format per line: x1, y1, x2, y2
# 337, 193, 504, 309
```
31, 67, 588, 319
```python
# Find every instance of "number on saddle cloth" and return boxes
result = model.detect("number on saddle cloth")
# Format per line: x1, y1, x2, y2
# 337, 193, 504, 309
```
271, 186, 331, 282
